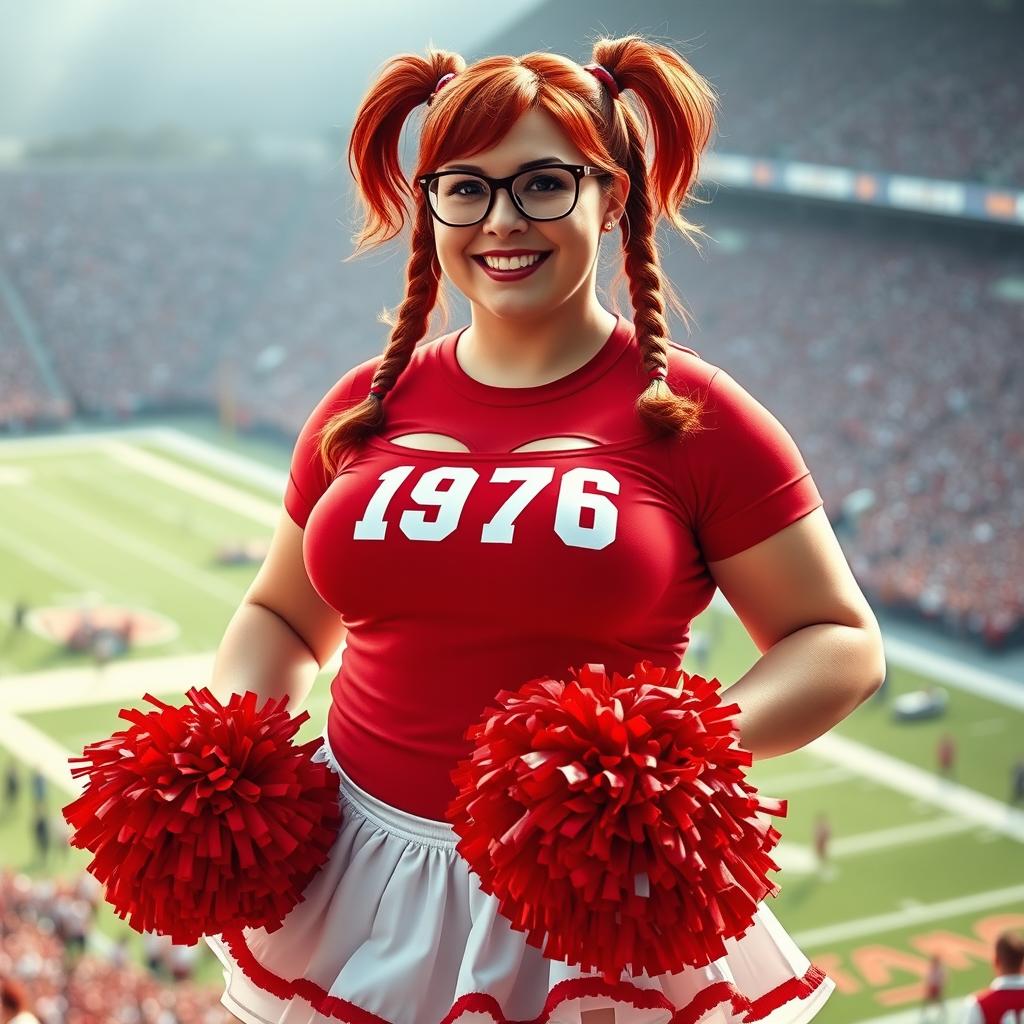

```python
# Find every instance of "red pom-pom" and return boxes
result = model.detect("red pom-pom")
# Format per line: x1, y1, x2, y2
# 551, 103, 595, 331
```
62, 687, 342, 946
446, 660, 787, 984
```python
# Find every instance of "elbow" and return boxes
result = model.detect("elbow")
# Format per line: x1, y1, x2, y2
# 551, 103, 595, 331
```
856, 626, 887, 697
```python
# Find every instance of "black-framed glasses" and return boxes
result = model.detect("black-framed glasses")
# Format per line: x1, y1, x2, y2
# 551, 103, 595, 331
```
417, 163, 609, 226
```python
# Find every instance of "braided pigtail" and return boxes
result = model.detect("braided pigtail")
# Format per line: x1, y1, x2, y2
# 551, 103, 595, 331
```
317, 46, 463, 478
590, 35, 719, 441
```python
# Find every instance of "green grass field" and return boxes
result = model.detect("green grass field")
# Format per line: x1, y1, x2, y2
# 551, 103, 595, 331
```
0, 416, 1021, 1024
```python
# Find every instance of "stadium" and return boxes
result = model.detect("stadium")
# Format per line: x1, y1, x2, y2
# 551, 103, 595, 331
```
0, 2, 1022, 1023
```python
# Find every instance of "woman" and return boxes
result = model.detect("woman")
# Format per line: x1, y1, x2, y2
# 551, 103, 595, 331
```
204, 34, 885, 1024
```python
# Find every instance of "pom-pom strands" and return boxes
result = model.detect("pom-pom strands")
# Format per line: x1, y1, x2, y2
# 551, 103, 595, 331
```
447, 660, 788, 984
62, 687, 343, 947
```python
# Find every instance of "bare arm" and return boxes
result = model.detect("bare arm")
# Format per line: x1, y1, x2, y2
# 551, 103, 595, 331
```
208, 601, 324, 709
208, 510, 350, 711
708, 506, 886, 761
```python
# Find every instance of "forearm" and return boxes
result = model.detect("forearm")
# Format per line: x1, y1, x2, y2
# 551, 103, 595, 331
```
209, 601, 321, 712
720, 622, 885, 762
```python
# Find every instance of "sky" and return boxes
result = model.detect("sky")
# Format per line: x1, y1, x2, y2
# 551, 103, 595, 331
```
0, 0, 549, 140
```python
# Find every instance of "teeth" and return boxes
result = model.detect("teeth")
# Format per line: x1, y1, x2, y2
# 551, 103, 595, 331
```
482, 253, 543, 271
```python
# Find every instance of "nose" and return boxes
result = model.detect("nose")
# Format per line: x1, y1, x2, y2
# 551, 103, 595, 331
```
481, 184, 526, 234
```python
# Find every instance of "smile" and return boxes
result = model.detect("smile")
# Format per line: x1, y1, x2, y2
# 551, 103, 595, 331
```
473, 252, 552, 281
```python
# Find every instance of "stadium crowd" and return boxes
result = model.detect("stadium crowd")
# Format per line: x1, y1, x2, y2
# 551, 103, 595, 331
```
0, 868, 232, 1024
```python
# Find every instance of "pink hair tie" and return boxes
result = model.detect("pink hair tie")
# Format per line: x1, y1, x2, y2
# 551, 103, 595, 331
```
428, 72, 457, 105
583, 63, 620, 99
649, 367, 668, 382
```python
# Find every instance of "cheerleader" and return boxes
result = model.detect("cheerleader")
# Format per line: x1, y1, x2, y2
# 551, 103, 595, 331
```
201, 35, 886, 1024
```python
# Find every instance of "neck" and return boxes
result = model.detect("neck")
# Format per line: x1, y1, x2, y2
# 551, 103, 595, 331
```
459, 298, 619, 388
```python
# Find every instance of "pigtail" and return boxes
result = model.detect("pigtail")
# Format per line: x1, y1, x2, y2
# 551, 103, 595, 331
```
317, 47, 462, 478
592, 35, 719, 441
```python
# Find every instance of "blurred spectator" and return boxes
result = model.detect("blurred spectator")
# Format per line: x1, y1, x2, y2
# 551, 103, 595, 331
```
3, 759, 19, 817
29, 772, 45, 808
142, 933, 166, 979
1, 973, 41, 1024
959, 928, 1024, 1024
937, 733, 957, 781
813, 812, 832, 873
31, 808, 50, 868
1010, 757, 1024, 806
921, 953, 948, 1023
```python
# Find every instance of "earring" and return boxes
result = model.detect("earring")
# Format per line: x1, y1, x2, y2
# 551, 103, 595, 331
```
604, 221, 614, 231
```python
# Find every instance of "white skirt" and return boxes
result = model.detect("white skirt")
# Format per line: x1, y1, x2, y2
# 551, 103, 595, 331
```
205, 727, 836, 1024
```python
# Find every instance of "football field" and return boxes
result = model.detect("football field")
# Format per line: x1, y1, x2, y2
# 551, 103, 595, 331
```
0, 420, 1021, 1024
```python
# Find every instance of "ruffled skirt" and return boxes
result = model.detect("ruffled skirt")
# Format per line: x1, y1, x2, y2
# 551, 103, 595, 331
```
205, 728, 836, 1024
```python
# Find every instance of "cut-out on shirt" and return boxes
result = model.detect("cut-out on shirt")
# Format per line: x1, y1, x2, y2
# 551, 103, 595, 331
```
284, 315, 823, 820
384, 433, 600, 454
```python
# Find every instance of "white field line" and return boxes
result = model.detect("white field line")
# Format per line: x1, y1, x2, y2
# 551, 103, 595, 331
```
755, 766, 857, 792
66, 466, 233, 544
772, 816, 975, 875
139, 427, 287, 492
0, 427, 172, 453
15, 486, 243, 605
0, 710, 83, 794
829, 816, 977, 856
99, 440, 282, 526
809, 732, 1024, 842
0, 519, 113, 592
0, 647, 343, 714
852, 996, 977, 1024
791, 882, 1024, 947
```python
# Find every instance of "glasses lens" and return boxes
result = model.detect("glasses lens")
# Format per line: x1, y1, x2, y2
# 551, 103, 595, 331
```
513, 167, 577, 220
428, 174, 490, 225
428, 167, 577, 225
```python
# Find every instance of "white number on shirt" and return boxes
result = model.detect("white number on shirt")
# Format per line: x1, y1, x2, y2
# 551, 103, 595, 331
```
353, 464, 620, 549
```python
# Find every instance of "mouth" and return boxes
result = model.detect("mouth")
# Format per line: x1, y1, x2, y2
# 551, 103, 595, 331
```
472, 251, 552, 282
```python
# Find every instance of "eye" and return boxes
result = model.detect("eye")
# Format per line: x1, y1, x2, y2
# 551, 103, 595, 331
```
524, 174, 567, 192
445, 178, 486, 197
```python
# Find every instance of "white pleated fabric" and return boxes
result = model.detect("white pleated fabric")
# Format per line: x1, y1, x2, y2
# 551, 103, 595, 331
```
205, 727, 837, 1024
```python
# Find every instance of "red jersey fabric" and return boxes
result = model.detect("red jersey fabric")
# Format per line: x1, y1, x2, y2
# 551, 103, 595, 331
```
285, 313, 823, 820
962, 975, 1024, 1024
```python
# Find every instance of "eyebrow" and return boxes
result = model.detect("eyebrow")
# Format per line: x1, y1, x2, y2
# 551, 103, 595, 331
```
441, 156, 566, 175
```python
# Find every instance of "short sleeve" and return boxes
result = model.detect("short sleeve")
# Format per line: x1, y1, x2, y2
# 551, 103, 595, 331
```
284, 358, 377, 529
958, 997, 983, 1024
681, 367, 824, 561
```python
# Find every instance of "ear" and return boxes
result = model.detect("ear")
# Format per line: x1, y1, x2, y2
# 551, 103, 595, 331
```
602, 174, 629, 225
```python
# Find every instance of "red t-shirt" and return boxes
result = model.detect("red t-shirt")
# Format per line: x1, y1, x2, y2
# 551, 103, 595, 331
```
962, 976, 1024, 1024
285, 314, 823, 820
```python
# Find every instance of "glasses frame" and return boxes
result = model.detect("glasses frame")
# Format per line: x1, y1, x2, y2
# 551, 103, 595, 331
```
417, 163, 609, 227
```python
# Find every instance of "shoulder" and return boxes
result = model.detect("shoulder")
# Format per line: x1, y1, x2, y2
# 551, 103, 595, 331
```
663, 339, 720, 396
310, 352, 382, 415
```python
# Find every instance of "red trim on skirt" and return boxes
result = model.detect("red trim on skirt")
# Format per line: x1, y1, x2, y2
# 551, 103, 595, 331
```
221, 926, 832, 1024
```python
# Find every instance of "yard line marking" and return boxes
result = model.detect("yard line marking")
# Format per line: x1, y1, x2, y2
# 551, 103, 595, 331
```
791, 882, 1024, 947
772, 818, 975, 874
753, 765, 857, 792
809, 732, 1024, 843
66, 466, 232, 543
829, 816, 977, 856
99, 441, 281, 525
853, 995, 976, 1024
0, 710, 81, 793
17, 487, 243, 605
145, 427, 286, 492
967, 717, 1007, 736
0, 646, 342, 713
0, 520, 115, 592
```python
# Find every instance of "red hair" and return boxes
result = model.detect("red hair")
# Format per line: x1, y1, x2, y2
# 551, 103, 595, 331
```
319, 34, 719, 476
